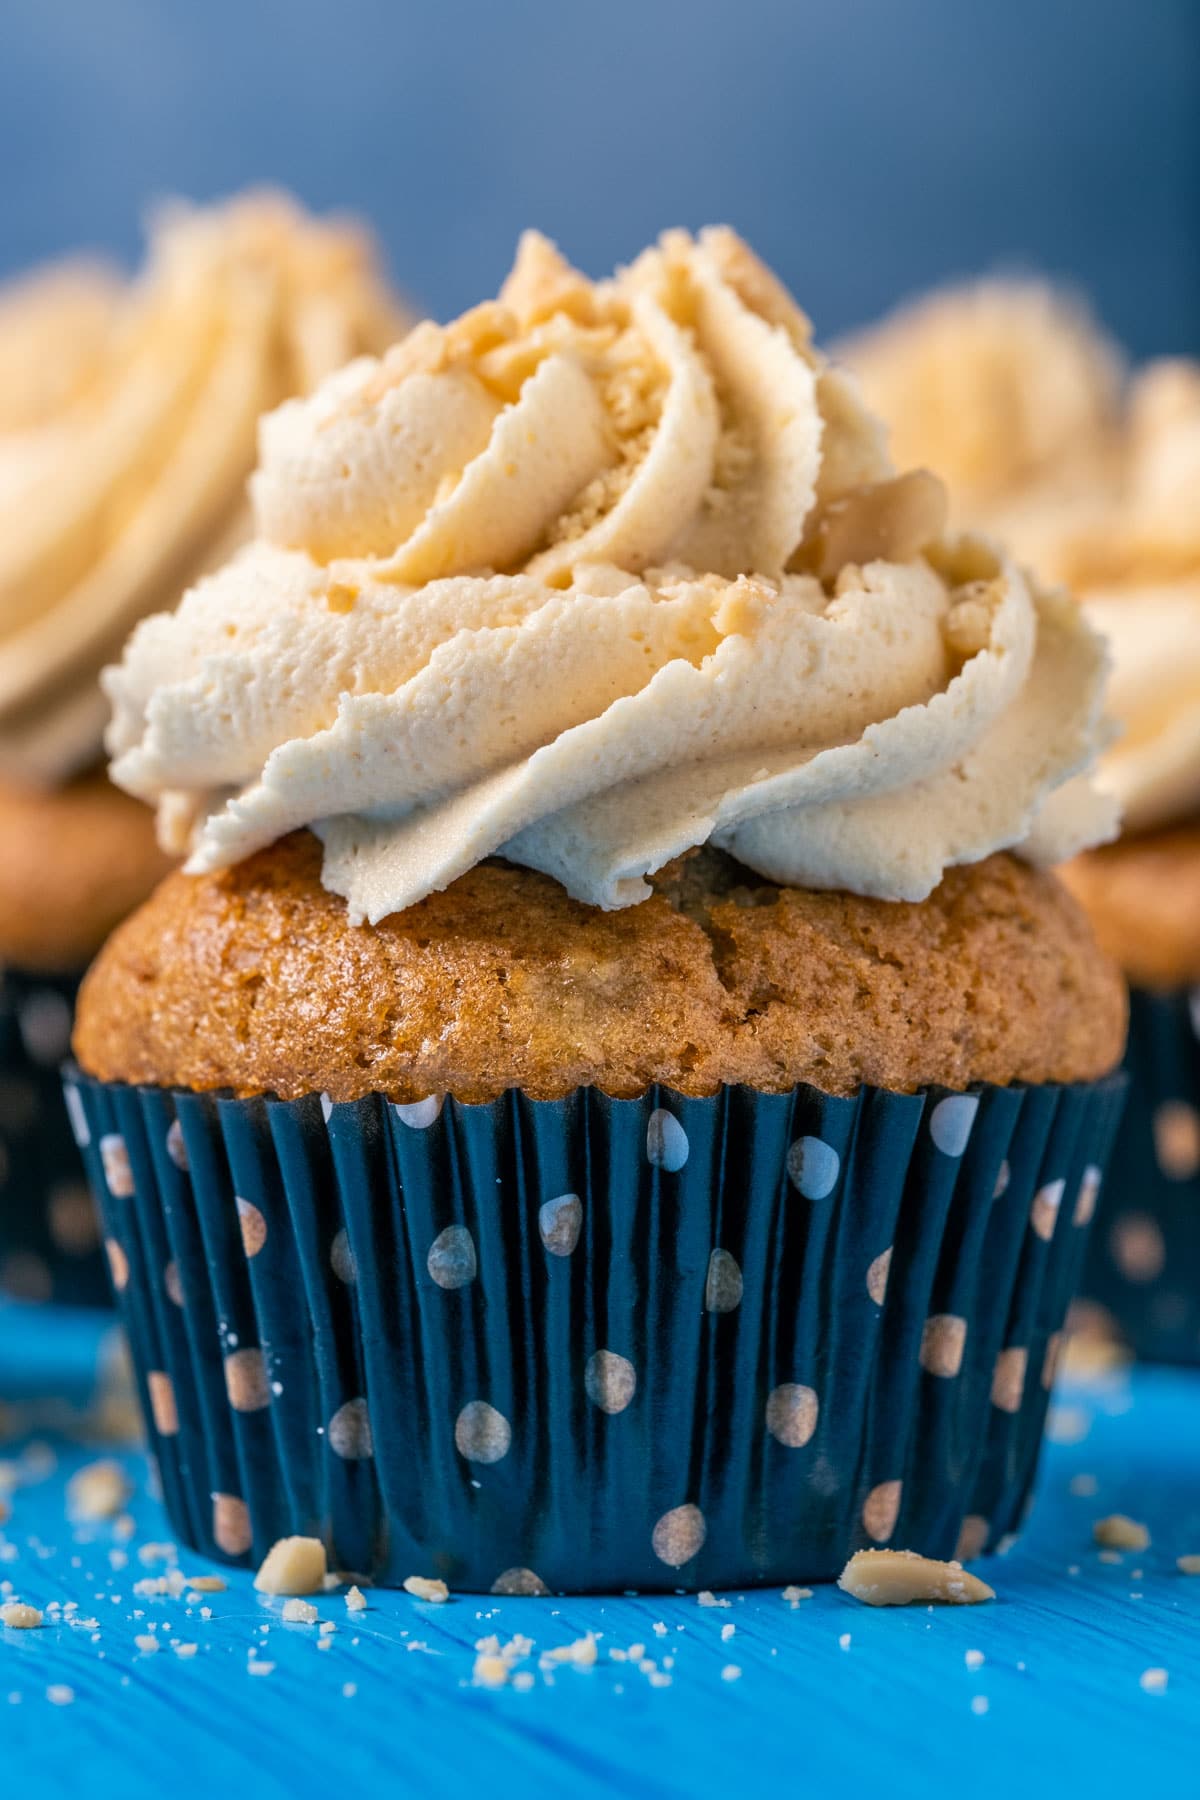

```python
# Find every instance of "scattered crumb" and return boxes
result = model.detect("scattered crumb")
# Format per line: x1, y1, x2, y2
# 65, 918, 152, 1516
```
512, 1671, 535, 1692
282, 1599, 319, 1625
838, 1632, 852, 1650
185, 1575, 226, 1594
721, 1664, 742, 1681
46, 1686, 75, 1707
134, 1634, 160, 1653
137, 1543, 177, 1566
173, 1643, 198, 1659
697, 1591, 730, 1608
403, 1575, 449, 1604
1068, 1473, 1099, 1498
782, 1586, 813, 1605
965, 1649, 985, 1671
971, 1695, 990, 1716
0, 1603, 42, 1630
838, 1550, 995, 1607
1093, 1516, 1150, 1552
545, 1633, 598, 1667
720, 1623, 735, 1642
67, 1460, 131, 1522
342, 1682, 357, 1698
1177, 1555, 1200, 1575
253, 1537, 327, 1596
652, 1621, 668, 1637
345, 1585, 367, 1613
247, 1659, 276, 1677
474, 1653, 510, 1688
1140, 1667, 1169, 1693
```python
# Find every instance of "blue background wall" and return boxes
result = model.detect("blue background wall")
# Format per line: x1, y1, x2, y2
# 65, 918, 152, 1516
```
1, 0, 1196, 356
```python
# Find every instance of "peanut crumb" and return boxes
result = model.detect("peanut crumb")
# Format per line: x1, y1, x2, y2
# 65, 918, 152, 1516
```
0, 1602, 42, 1629
838, 1549, 996, 1607
185, 1575, 226, 1593
173, 1642, 198, 1659
282, 1598, 320, 1624
67, 1459, 131, 1521
345, 1585, 367, 1612
1093, 1515, 1150, 1551
782, 1585, 813, 1604
402, 1575, 449, 1604
1176, 1554, 1200, 1575
134, 1633, 160, 1653
1140, 1667, 1169, 1693
474, 1653, 510, 1687
253, 1536, 327, 1596
697, 1590, 730, 1608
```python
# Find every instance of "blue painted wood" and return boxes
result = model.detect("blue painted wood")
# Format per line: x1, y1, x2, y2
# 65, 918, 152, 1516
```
2, 1300, 1199, 1799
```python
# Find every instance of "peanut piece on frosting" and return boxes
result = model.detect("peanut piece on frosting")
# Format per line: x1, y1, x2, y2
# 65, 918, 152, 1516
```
1093, 1514, 1150, 1551
253, 1535, 328, 1596
838, 1549, 996, 1607
403, 1575, 450, 1603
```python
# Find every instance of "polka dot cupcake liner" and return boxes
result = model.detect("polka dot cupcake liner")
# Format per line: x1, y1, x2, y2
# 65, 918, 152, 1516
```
1078, 987, 1200, 1363
0, 969, 109, 1309
64, 1067, 1126, 1592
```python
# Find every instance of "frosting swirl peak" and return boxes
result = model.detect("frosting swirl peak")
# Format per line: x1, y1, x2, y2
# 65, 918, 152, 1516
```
107, 229, 1117, 919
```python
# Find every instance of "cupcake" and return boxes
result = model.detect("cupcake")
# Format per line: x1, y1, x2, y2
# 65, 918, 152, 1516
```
0, 191, 408, 1306
1056, 362, 1200, 1361
69, 229, 1126, 1591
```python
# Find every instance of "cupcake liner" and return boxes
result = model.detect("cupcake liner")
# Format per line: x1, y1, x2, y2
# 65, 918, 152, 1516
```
65, 1067, 1126, 1592
1078, 986, 1200, 1363
0, 970, 109, 1308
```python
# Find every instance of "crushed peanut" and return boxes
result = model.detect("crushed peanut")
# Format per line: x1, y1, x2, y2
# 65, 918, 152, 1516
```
474, 1653, 510, 1687
345, 1585, 368, 1612
253, 1536, 328, 1596
0, 1601, 43, 1629
402, 1574, 449, 1603
67, 1459, 131, 1521
185, 1574, 226, 1593
838, 1549, 996, 1607
1093, 1515, 1150, 1551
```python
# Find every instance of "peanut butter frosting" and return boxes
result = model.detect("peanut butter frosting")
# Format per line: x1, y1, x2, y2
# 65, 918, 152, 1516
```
0, 191, 407, 787
105, 229, 1117, 921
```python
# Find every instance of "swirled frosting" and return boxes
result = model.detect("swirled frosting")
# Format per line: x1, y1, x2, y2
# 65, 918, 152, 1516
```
106, 229, 1117, 919
0, 191, 408, 787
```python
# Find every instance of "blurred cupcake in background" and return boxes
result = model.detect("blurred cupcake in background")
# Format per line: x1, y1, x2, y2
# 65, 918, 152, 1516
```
68, 229, 1126, 1591
846, 279, 1200, 1364
0, 189, 409, 1307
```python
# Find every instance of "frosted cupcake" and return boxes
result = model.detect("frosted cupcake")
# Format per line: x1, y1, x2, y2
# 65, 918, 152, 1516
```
69, 230, 1126, 1590
0, 191, 407, 1305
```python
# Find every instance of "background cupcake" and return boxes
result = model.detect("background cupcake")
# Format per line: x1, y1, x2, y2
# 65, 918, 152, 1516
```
0, 190, 408, 1307
847, 280, 1200, 1363
70, 230, 1126, 1590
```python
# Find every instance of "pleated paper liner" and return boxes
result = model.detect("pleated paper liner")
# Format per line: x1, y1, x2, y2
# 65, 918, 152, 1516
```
1078, 987, 1200, 1364
65, 1068, 1126, 1593
0, 970, 109, 1308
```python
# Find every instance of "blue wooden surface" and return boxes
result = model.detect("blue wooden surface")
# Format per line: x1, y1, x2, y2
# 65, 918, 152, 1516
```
2, 1300, 1198, 1799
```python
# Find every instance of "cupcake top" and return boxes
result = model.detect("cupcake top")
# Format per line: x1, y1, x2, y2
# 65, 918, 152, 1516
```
105, 229, 1117, 923
0, 191, 407, 788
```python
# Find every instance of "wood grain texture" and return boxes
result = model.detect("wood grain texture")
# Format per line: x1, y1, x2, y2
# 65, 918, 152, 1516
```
1, 1301, 1198, 1800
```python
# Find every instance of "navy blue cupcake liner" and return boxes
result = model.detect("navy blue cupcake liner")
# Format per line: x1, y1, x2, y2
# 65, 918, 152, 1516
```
1079, 986, 1200, 1363
0, 969, 110, 1308
65, 1067, 1126, 1592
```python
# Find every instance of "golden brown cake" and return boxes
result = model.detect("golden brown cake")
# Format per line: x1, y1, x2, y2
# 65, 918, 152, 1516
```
0, 773, 173, 974
75, 832, 1126, 1103
1061, 826, 1200, 990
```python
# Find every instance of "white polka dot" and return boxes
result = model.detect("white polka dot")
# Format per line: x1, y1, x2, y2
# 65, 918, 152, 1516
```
1030, 1179, 1065, 1242
866, 1247, 892, 1306
646, 1110, 689, 1172
63, 1084, 90, 1149
427, 1225, 477, 1289
786, 1136, 840, 1200
993, 1160, 1011, 1199
704, 1249, 743, 1312
455, 1400, 511, 1464
919, 1314, 968, 1377
491, 1568, 549, 1597
1189, 988, 1200, 1039
99, 1134, 134, 1199
165, 1119, 189, 1171
320, 1093, 334, 1124
330, 1229, 357, 1284
765, 1383, 819, 1447
584, 1350, 637, 1415
991, 1346, 1028, 1413
328, 1397, 374, 1459
862, 1480, 902, 1542
224, 1348, 271, 1413
1110, 1213, 1166, 1283
651, 1503, 707, 1568
395, 1096, 443, 1130
928, 1095, 979, 1157
236, 1198, 268, 1259
164, 1261, 184, 1307
1154, 1100, 1200, 1180
19, 990, 72, 1066
212, 1493, 252, 1556
1074, 1165, 1102, 1227
104, 1240, 129, 1292
1042, 1331, 1064, 1390
538, 1194, 582, 1256
147, 1371, 179, 1437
